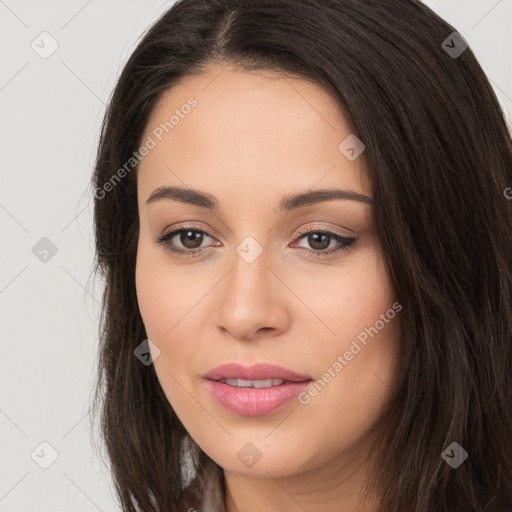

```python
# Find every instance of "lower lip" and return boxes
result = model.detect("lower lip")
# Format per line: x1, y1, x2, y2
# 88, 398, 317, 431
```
204, 379, 312, 416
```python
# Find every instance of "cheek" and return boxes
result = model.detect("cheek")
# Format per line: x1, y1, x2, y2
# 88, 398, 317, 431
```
347, 248, 395, 334
135, 247, 167, 337
134, 242, 190, 364
135, 239, 195, 338
135, 246, 197, 411
292, 243, 396, 345
298, 248, 400, 414
135, 242, 207, 370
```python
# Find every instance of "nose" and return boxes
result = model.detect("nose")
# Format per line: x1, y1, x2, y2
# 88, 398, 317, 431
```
215, 247, 291, 341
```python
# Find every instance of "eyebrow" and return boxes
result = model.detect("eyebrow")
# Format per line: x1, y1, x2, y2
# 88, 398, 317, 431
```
145, 186, 373, 211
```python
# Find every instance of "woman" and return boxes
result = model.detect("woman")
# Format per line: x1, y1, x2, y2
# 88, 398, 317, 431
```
90, 1, 512, 510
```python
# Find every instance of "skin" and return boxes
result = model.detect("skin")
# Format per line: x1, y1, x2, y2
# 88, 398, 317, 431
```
135, 64, 401, 512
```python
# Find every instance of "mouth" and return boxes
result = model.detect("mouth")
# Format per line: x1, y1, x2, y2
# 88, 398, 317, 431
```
203, 362, 312, 383
204, 379, 313, 416
203, 363, 313, 416
215, 377, 309, 388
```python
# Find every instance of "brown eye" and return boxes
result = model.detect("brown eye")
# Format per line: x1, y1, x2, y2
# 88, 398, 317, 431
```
177, 229, 204, 249
293, 230, 357, 256
156, 225, 357, 259
157, 227, 215, 256
306, 232, 332, 251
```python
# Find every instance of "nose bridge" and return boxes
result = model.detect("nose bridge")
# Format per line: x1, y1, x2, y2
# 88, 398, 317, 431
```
229, 233, 271, 301
215, 232, 287, 339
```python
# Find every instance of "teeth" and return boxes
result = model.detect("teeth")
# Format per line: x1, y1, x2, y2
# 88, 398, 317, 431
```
219, 378, 285, 388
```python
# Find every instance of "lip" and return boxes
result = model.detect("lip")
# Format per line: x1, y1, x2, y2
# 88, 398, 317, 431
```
204, 379, 312, 416
203, 362, 312, 382
203, 363, 313, 416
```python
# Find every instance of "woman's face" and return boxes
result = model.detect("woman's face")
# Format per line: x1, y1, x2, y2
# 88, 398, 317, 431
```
135, 65, 400, 481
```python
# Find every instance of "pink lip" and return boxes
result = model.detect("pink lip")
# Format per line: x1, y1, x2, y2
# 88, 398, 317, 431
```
203, 362, 312, 382
204, 380, 312, 416
203, 363, 313, 416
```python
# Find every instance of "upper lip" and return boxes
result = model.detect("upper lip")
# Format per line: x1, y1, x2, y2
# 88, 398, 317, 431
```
204, 363, 312, 382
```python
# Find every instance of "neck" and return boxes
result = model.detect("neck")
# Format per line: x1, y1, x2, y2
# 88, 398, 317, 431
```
224, 444, 381, 512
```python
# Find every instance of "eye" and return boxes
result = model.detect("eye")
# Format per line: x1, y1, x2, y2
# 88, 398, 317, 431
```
156, 223, 357, 258
291, 225, 357, 257
156, 225, 217, 257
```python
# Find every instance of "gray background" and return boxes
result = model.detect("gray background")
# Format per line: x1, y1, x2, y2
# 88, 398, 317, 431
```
1, 1, 511, 510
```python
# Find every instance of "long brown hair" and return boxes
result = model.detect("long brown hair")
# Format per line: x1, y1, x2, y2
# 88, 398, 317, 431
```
90, 1, 512, 510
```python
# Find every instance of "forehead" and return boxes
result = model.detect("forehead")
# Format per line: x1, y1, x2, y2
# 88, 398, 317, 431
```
137, 66, 371, 203
146, 65, 346, 132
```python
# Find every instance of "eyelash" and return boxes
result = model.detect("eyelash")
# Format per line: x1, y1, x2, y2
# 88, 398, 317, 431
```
156, 223, 357, 259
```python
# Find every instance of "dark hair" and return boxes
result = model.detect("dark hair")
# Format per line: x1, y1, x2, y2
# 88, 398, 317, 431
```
90, 1, 512, 511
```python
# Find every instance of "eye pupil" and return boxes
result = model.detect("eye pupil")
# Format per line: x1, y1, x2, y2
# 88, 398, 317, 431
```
181, 230, 203, 249
309, 233, 330, 250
